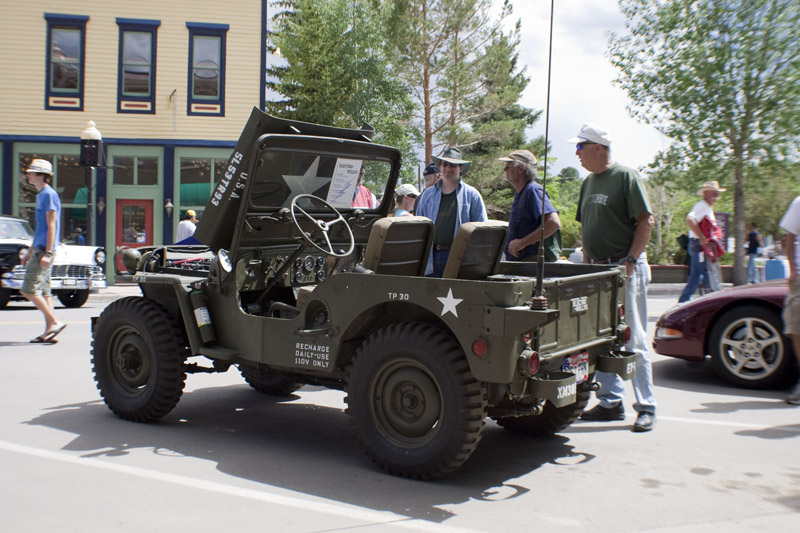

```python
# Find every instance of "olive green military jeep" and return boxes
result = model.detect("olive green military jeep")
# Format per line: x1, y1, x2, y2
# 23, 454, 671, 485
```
92, 108, 635, 479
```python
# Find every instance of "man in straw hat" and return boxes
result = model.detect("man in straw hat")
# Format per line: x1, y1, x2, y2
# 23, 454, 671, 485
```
21, 159, 67, 344
678, 180, 727, 303
568, 123, 657, 432
415, 147, 487, 277
498, 149, 561, 262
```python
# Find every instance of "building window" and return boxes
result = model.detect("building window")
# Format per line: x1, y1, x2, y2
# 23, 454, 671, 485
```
117, 18, 160, 114
17, 153, 87, 240
186, 22, 228, 116
44, 14, 88, 111
113, 156, 159, 186
179, 156, 229, 216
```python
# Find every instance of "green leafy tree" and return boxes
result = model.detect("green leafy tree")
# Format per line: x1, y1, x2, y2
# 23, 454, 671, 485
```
266, 0, 419, 181
610, 0, 800, 284
383, 0, 536, 164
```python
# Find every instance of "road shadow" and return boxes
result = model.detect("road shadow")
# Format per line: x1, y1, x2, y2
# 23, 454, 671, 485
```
652, 357, 788, 398
25, 383, 593, 524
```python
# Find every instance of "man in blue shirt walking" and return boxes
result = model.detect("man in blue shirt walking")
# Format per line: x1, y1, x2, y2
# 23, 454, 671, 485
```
21, 159, 67, 344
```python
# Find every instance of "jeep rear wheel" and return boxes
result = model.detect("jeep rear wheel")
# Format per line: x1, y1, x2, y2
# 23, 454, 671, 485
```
346, 322, 487, 480
240, 365, 303, 396
57, 289, 90, 308
495, 380, 592, 436
92, 297, 187, 422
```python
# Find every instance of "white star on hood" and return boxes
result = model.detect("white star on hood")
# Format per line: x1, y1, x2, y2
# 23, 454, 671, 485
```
437, 288, 463, 318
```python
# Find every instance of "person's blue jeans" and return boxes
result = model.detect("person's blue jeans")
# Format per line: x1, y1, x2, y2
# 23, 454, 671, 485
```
679, 238, 708, 303
428, 249, 449, 278
747, 253, 759, 283
594, 254, 657, 414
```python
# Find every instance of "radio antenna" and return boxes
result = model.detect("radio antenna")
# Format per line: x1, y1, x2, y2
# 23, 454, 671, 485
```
531, 0, 556, 311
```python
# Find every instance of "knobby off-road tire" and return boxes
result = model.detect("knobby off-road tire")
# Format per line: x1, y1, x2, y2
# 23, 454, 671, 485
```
92, 296, 187, 422
240, 365, 303, 396
709, 306, 795, 388
57, 289, 90, 308
495, 380, 592, 436
346, 322, 487, 480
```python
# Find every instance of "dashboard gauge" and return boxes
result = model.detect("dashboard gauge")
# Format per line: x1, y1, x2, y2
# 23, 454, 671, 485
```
317, 256, 326, 267
304, 256, 315, 272
294, 257, 303, 269
316, 270, 325, 281
295, 271, 304, 283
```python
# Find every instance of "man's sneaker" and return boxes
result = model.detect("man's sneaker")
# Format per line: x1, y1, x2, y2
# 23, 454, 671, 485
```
580, 403, 625, 421
787, 381, 800, 406
632, 411, 656, 432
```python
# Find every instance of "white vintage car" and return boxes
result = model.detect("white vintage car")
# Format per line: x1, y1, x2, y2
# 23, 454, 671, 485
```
0, 215, 106, 308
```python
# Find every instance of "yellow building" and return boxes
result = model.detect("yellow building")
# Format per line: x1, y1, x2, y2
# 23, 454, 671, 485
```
0, 1, 267, 266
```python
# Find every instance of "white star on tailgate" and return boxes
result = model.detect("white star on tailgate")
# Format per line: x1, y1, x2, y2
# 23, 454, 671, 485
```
437, 288, 463, 318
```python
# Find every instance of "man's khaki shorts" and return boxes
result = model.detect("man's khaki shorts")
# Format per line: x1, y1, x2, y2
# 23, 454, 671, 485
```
783, 278, 800, 336
21, 249, 52, 296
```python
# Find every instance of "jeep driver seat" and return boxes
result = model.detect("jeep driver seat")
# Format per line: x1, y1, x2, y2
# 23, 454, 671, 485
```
361, 216, 434, 276
442, 221, 509, 280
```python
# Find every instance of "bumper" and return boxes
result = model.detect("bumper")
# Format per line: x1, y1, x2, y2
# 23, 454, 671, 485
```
1, 265, 107, 292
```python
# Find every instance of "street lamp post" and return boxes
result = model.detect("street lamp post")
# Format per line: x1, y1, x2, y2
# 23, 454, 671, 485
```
80, 121, 102, 246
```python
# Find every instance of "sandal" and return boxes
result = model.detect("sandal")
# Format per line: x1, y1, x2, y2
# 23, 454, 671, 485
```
43, 323, 67, 342
30, 335, 58, 344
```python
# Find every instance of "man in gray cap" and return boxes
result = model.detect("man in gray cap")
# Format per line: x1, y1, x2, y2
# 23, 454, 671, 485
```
21, 159, 67, 344
568, 123, 657, 432
422, 162, 440, 189
498, 149, 561, 262
415, 147, 487, 276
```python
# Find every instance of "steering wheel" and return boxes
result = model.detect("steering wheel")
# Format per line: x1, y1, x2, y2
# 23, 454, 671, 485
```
290, 194, 355, 258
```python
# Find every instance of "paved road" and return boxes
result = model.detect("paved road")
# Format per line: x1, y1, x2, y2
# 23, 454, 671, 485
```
1, 286, 798, 532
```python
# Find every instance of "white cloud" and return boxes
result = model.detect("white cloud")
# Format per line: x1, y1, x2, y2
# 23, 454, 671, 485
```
503, 0, 669, 177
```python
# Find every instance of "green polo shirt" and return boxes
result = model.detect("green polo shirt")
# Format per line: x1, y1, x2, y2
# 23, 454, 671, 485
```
576, 163, 651, 261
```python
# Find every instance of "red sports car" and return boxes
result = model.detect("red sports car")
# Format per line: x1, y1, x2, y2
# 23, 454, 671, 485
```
653, 280, 798, 388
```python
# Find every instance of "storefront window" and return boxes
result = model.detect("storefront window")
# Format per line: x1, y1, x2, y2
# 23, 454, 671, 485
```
18, 153, 87, 241
113, 155, 159, 185
179, 156, 228, 211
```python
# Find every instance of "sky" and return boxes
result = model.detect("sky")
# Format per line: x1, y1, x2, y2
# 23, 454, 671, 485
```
500, 0, 670, 177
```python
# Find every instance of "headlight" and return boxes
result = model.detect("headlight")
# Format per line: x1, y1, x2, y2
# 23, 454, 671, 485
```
655, 327, 683, 339
18, 246, 29, 262
95, 248, 106, 265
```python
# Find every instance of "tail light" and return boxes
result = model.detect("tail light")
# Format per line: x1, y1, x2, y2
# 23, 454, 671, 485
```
616, 324, 631, 344
529, 351, 540, 375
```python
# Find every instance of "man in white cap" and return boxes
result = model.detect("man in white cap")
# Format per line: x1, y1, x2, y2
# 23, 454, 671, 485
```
394, 183, 420, 216
415, 147, 487, 276
176, 209, 198, 242
498, 149, 561, 262
679, 180, 727, 302
21, 159, 67, 344
568, 123, 657, 432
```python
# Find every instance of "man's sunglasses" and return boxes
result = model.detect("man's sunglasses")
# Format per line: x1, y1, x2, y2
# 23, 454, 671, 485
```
576, 142, 597, 151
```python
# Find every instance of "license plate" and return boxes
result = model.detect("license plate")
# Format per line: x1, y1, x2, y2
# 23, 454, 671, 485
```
562, 351, 589, 383
62, 278, 76, 287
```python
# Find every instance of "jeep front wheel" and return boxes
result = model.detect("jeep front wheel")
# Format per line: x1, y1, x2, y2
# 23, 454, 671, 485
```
494, 379, 592, 436
92, 297, 187, 422
346, 322, 487, 480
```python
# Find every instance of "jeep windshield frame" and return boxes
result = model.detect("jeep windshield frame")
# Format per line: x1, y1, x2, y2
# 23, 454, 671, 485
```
229, 134, 402, 255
